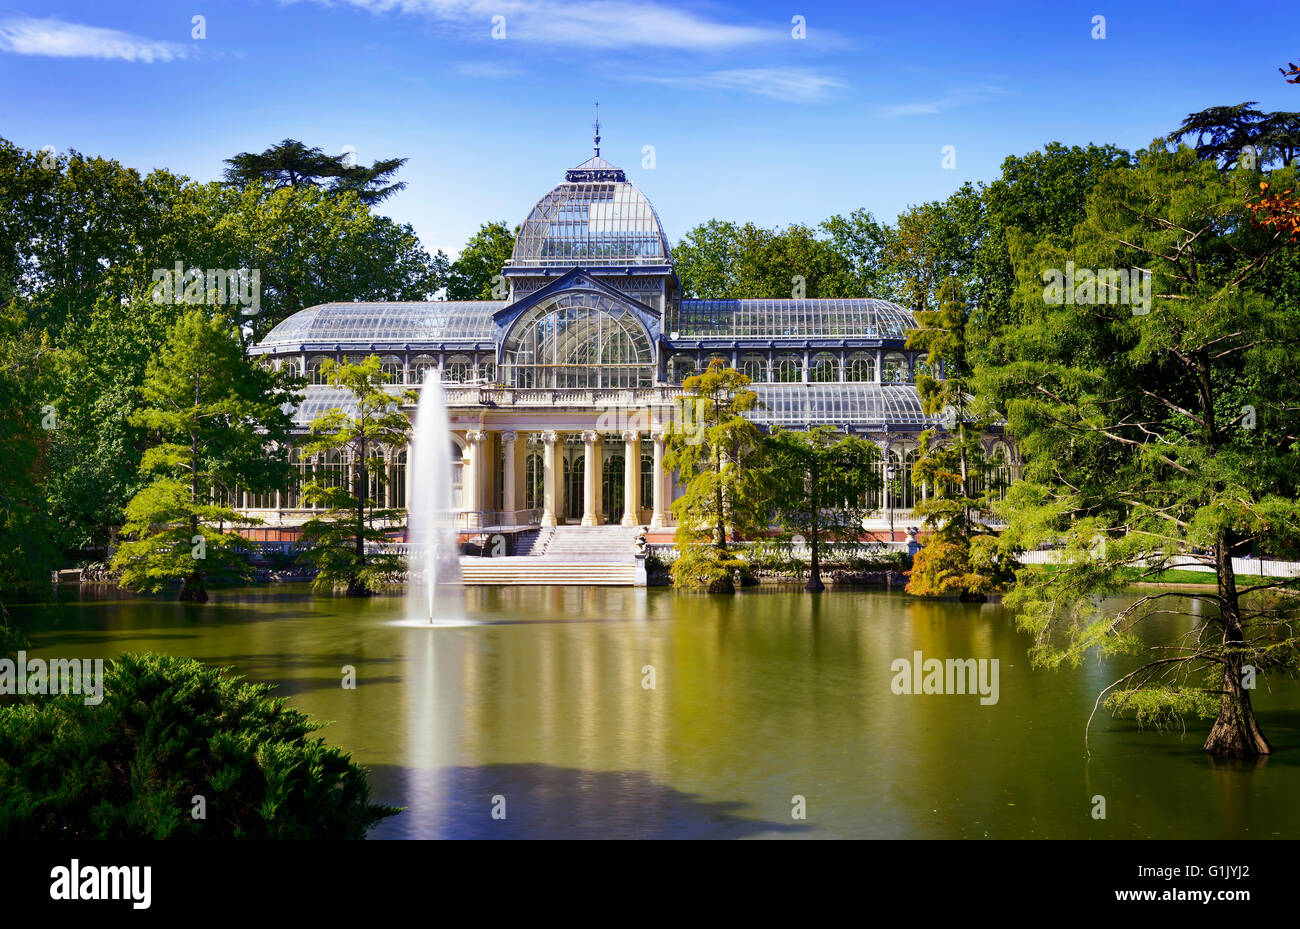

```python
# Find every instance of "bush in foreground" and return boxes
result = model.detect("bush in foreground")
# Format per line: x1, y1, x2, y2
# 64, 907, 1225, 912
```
0, 653, 397, 838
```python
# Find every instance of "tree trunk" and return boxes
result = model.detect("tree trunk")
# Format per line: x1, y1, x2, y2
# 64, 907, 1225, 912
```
178, 571, 208, 603
806, 465, 824, 592
1202, 540, 1271, 757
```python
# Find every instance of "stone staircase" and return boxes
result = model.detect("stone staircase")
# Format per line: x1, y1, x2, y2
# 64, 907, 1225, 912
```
460, 525, 641, 586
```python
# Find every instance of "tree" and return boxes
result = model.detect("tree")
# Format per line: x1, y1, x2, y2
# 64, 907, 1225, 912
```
0, 305, 56, 608
981, 141, 1300, 757
111, 310, 298, 602
673, 220, 855, 299
443, 221, 517, 299
665, 359, 766, 592
765, 426, 879, 591
905, 277, 1012, 599
0, 653, 397, 838
298, 355, 414, 596
1167, 103, 1300, 170
223, 138, 408, 205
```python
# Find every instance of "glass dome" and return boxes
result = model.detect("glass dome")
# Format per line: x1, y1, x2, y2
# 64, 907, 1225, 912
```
509, 156, 673, 268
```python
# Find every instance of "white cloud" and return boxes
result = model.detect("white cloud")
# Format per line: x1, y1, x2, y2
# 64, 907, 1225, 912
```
639, 67, 843, 103
290, 0, 777, 50
0, 17, 189, 63
876, 85, 1003, 118
455, 61, 525, 79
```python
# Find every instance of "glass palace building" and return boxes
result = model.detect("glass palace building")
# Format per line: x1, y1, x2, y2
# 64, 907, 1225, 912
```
247, 146, 1017, 534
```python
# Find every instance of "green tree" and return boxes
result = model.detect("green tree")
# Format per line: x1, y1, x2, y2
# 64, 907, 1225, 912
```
981, 142, 1300, 757
299, 355, 415, 596
0, 305, 56, 608
906, 277, 1012, 599
223, 138, 409, 205
673, 220, 854, 299
765, 426, 880, 591
665, 360, 766, 592
0, 653, 397, 838
111, 310, 298, 602
443, 221, 518, 299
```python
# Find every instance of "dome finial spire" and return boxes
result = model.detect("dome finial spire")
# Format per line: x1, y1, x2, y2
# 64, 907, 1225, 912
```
592, 102, 601, 157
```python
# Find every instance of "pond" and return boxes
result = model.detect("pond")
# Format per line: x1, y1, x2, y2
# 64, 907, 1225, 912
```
12, 584, 1300, 839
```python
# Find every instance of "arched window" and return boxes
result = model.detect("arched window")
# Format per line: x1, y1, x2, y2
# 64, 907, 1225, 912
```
845, 352, 876, 382
501, 291, 654, 389
772, 354, 803, 383
809, 352, 839, 383
886, 447, 918, 510
380, 355, 404, 383
986, 444, 1013, 501
450, 440, 465, 509
882, 352, 909, 383
640, 452, 653, 516
739, 355, 768, 382
524, 452, 544, 510
478, 357, 497, 383
391, 447, 407, 508
444, 354, 472, 383
410, 355, 437, 385
307, 355, 331, 385
667, 353, 697, 385
913, 357, 933, 380
284, 447, 301, 509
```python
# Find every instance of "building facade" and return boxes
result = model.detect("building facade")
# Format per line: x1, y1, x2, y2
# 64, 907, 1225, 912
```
245, 145, 1018, 536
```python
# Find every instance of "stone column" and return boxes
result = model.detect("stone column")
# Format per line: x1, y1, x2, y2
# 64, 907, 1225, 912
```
502, 431, 518, 523
465, 430, 486, 528
581, 430, 602, 526
541, 431, 560, 527
622, 430, 641, 527
650, 428, 667, 528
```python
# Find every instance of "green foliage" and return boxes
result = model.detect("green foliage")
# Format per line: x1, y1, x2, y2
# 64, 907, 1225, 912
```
111, 310, 298, 601
764, 425, 880, 590
0, 653, 397, 838
906, 277, 1012, 597
673, 219, 858, 299
665, 360, 767, 590
298, 355, 414, 596
222, 137, 409, 205
980, 139, 1300, 754
443, 221, 518, 300
0, 305, 57, 603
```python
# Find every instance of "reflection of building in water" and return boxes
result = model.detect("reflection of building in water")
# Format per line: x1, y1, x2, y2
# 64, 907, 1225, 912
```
242, 131, 1019, 533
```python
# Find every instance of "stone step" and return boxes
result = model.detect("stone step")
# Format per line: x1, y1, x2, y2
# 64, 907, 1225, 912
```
459, 559, 638, 586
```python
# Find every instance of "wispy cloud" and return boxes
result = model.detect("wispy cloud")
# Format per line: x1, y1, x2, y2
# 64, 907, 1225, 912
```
875, 85, 1002, 118
291, 0, 778, 50
639, 67, 843, 103
0, 17, 189, 63
454, 61, 526, 79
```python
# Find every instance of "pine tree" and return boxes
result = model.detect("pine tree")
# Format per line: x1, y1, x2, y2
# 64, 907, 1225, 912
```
298, 356, 415, 596
906, 277, 1013, 599
112, 310, 298, 601
665, 359, 766, 592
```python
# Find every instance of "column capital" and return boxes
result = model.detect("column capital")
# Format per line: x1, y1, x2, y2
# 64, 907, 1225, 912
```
466, 429, 487, 443
621, 429, 641, 444
502, 430, 518, 442
542, 430, 560, 446
581, 430, 602, 445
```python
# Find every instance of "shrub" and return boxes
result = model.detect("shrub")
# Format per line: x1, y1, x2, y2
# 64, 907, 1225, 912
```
0, 653, 397, 838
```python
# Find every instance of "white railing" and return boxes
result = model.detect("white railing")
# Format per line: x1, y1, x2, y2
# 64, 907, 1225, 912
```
441, 386, 682, 408
1015, 549, 1300, 578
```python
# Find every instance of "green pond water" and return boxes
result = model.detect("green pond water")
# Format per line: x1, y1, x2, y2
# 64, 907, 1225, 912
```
12, 584, 1300, 839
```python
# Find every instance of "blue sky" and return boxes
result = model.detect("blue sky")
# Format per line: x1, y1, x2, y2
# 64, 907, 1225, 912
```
0, 1, 1294, 258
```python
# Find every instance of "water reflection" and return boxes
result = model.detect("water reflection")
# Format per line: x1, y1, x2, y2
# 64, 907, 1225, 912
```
11, 584, 1300, 839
